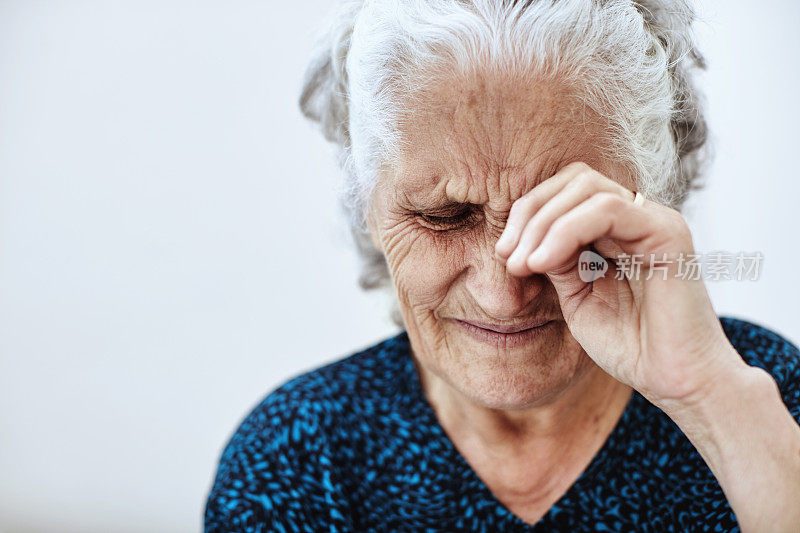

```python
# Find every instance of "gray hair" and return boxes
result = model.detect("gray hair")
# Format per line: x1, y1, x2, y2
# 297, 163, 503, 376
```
299, 0, 710, 326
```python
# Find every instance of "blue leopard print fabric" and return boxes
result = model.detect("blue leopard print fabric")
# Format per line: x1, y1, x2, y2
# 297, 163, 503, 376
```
204, 316, 800, 532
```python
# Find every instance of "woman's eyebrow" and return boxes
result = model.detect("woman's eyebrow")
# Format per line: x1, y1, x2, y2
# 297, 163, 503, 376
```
397, 187, 473, 209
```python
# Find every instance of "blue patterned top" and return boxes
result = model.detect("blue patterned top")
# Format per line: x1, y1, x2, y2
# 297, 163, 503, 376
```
205, 316, 800, 532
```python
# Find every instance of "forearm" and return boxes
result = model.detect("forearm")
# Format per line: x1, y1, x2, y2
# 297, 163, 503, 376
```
659, 352, 800, 533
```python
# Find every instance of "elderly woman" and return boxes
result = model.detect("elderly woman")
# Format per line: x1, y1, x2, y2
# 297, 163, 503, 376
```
205, 0, 800, 531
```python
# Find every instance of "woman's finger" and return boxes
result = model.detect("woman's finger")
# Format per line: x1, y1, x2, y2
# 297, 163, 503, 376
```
523, 192, 689, 273
505, 171, 633, 273
495, 161, 588, 258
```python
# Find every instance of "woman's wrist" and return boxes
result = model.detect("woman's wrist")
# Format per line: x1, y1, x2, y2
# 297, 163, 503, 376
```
654, 344, 777, 452
654, 349, 800, 532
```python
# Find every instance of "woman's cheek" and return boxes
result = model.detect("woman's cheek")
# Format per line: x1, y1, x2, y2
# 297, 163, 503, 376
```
381, 219, 469, 312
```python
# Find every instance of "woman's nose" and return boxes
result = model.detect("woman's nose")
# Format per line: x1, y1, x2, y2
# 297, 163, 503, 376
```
464, 249, 546, 321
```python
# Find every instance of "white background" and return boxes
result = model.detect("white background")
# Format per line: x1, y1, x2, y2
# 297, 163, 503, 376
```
0, 1, 797, 532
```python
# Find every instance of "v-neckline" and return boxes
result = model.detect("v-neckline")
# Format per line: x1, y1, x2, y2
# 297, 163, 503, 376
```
393, 330, 644, 529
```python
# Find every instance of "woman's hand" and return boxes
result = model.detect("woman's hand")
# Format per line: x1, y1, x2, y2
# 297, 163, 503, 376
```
494, 160, 800, 533
494, 160, 748, 411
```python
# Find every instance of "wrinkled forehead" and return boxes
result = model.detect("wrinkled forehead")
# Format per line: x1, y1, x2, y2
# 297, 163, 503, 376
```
386, 72, 619, 209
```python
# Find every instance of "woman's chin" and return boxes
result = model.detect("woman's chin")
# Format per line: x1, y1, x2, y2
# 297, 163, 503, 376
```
457, 364, 587, 410
431, 323, 593, 410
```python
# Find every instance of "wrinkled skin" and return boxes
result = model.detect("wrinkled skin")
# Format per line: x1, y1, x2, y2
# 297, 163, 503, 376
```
362, 69, 798, 531
366, 73, 636, 410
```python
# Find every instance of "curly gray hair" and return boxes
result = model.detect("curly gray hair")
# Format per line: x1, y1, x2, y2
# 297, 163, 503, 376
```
299, 0, 710, 327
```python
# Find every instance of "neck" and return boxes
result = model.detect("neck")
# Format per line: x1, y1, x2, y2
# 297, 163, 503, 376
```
416, 359, 633, 499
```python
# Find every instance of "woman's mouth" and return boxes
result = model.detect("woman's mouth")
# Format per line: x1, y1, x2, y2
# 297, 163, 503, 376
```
453, 318, 556, 347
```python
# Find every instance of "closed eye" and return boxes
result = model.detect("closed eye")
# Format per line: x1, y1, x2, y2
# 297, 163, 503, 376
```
416, 209, 477, 231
